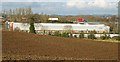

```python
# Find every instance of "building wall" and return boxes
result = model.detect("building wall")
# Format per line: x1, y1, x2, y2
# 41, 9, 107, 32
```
12, 22, 110, 33
72, 34, 119, 38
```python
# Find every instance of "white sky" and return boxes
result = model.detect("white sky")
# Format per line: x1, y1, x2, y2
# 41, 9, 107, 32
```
1, 0, 119, 15
1, 0, 119, 2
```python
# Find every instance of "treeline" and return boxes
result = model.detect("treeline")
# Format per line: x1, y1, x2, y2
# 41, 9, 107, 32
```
1, 7, 50, 23
1, 7, 119, 33
1, 7, 118, 23
2, 7, 32, 16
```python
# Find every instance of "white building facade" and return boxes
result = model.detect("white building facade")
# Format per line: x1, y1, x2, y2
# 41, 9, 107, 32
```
10, 22, 110, 34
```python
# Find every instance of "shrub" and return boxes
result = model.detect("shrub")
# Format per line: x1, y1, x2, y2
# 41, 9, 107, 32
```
106, 34, 111, 39
112, 36, 120, 41
61, 32, 69, 37
74, 35, 77, 38
14, 27, 20, 31
53, 31, 61, 36
69, 33, 73, 38
88, 34, 96, 39
79, 33, 84, 39
100, 36, 106, 40
48, 32, 52, 35
100, 34, 111, 40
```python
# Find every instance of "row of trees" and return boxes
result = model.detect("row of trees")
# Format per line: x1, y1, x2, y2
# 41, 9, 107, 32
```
1, 8, 50, 23
2, 8, 118, 23
2, 7, 32, 16
1, 7, 118, 33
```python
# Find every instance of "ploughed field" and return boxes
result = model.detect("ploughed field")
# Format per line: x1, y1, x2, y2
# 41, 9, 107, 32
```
2, 31, 118, 60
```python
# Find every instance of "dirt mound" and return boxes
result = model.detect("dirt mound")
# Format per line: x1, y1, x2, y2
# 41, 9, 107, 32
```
2, 31, 118, 60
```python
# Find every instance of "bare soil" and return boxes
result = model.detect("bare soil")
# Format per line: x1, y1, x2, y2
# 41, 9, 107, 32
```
2, 31, 119, 60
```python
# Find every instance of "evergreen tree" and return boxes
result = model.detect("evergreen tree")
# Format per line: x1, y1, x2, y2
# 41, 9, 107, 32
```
29, 22, 36, 34
29, 15, 36, 34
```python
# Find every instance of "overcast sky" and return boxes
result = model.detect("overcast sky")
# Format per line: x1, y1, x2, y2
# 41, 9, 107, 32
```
1, 0, 119, 15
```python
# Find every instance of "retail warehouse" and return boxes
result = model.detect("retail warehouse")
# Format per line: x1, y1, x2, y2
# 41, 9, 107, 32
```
7, 22, 110, 34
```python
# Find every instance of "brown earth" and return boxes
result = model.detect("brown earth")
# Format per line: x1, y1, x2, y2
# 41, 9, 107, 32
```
2, 31, 119, 60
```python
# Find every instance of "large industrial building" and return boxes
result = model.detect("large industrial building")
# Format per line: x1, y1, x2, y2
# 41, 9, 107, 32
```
7, 22, 110, 34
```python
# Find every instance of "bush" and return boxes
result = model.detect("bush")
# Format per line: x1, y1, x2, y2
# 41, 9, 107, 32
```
48, 32, 52, 35
106, 34, 111, 39
100, 34, 111, 40
14, 27, 20, 31
69, 33, 73, 38
53, 31, 61, 36
100, 36, 106, 40
61, 32, 69, 37
79, 33, 84, 39
88, 34, 96, 39
74, 35, 77, 38
112, 36, 120, 41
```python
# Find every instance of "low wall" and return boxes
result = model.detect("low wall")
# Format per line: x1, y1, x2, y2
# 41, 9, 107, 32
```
72, 34, 120, 38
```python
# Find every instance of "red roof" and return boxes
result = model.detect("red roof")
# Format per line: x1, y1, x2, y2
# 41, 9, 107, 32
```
77, 18, 85, 22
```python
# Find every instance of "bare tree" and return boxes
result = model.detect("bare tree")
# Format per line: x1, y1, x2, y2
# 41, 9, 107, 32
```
12, 10, 15, 15
22, 8, 25, 15
9, 9, 12, 16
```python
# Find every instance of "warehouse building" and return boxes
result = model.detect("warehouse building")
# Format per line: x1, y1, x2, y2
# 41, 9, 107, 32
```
9, 22, 110, 34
